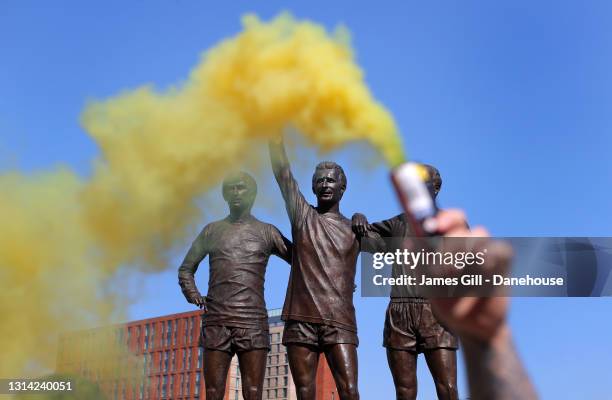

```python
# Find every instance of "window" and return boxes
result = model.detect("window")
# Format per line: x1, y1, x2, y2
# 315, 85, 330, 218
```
145, 377, 151, 399
169, 375, 173, 397
188, 318, 194, 344
127, 327, 131, 345
144, 324, 149, 350
187, 349, 192, 370
195, 373, 200, 396
197, 348, 203, 368
150, 324, 155, 350
161, 376, 167, 398
171, 350, 176, 372
142, 353, 148, 374
178, 375, 183, 397
172, 320, 178, 346
166, 320, 172, 346
182, 349, 186, 371
163, 351, 169, 372
117, 328, 124, 346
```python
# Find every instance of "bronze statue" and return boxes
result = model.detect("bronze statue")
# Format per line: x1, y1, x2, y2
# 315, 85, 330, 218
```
178, 172, 292, 400
352, 165, 459, 400
269, 138, 360, 400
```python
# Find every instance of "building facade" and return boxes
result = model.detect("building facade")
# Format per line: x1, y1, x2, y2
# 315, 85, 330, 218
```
56, 308, 337, 400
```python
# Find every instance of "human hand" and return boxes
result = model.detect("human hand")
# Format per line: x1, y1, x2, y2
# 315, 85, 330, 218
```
429, 209, 513, 343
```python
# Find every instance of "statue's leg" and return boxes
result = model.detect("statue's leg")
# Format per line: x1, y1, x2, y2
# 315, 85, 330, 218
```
237, 349, 267, 400
203, 349, 233, 400
287, 344, 319, 400
424, 349, 458, 400
324, 343, 359, 400
386, 348, 418, 400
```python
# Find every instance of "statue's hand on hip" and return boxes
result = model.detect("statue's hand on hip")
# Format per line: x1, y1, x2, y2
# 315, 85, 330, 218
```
190, 294, 208, 312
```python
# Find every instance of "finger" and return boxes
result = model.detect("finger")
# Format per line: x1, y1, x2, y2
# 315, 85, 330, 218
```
444, 228, 472, 238
469, 226, 490, 238
443, 222, 487, 238
436, 209, 468, 234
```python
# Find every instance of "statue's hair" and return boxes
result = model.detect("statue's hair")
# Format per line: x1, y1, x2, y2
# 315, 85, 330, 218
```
312, 161, 347, 188
422, 164, 442, 194
222, 171, 257, 194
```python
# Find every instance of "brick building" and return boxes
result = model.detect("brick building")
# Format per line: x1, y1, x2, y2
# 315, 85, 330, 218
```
56, 308, 337, 399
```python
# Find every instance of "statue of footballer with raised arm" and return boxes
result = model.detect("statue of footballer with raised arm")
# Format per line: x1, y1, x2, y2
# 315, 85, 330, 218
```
269, 137, 361, 400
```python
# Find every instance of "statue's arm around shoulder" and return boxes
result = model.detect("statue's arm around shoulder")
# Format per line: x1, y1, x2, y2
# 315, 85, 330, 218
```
268, 224, 293, 265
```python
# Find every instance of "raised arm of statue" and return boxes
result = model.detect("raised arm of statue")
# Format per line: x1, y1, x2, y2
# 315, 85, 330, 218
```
269, 138, 308, 227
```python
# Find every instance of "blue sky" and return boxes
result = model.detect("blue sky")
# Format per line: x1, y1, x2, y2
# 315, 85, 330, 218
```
2, 1, 612, 398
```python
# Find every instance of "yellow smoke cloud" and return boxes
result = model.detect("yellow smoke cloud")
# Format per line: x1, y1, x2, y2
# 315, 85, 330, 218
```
0, 12, 403, 377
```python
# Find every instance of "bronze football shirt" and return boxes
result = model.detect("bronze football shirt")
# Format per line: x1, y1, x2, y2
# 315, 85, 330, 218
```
178, 215, 291, 328
277, 170, 360, 332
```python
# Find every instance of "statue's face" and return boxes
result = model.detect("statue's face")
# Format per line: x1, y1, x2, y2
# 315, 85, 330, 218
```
222, 177, 256, 212
312, 168, 345, 205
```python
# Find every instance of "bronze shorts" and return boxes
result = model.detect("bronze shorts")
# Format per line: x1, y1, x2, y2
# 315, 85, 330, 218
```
383, 298, 458, 353
202, 325, 270, 354
282, 320, 358, 348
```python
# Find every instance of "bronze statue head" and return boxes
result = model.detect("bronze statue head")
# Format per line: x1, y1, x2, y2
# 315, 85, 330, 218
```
311, 161, 347, 206
222, 171, 257, 214
422, 164, 442, 199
